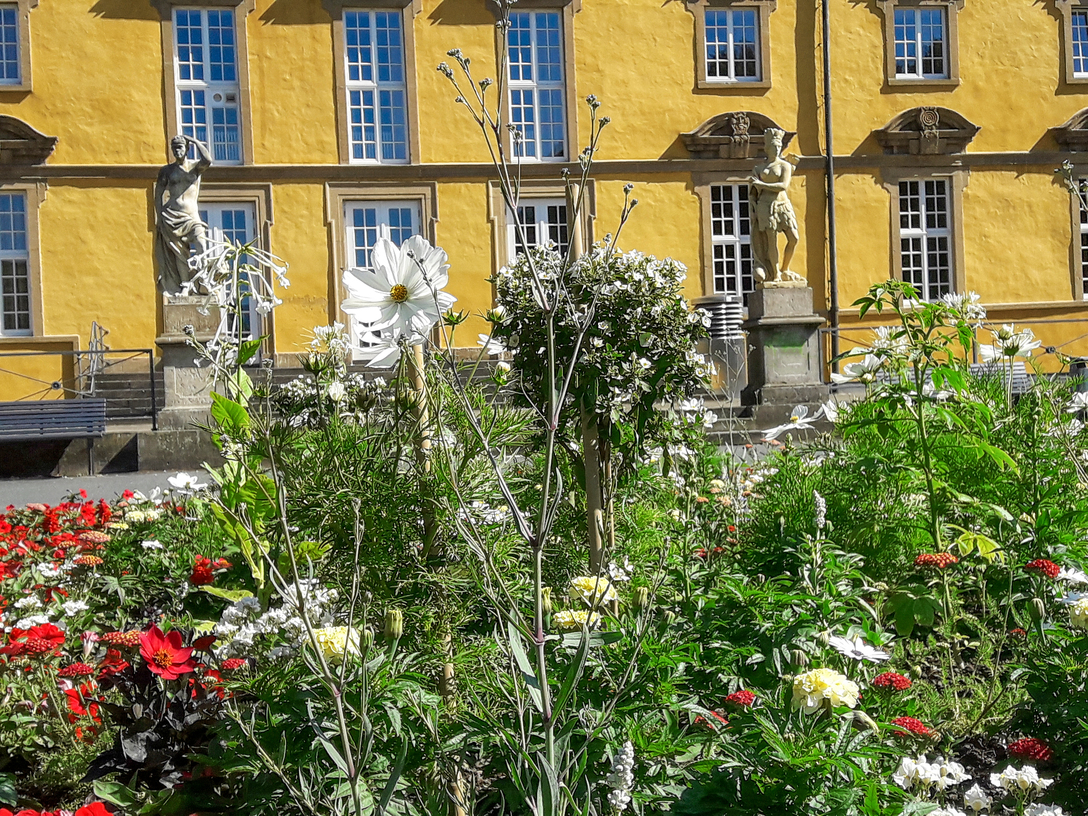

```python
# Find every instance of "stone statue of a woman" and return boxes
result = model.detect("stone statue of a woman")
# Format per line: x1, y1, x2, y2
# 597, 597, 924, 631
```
749, 128, 804, 286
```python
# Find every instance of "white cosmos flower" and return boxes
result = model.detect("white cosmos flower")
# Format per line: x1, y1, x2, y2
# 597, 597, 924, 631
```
1057, 566, 1088, 585
1067, 392, 1088, 413
818, 398, 841, 423
763, 405, 816, 441
168, 472, 207, 492
356, 329, 417, 369
827, 634, 891, 663
830, 354, 883, 384
981, 324, 1042, 360
477, 333, 505, 355
341, 235, 456, 336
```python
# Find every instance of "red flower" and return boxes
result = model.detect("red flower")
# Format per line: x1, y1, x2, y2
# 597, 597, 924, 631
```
192, 634, 217, 651
96, 500, 112, 526
102, 630, 141, 648
1009, 628, 1028, 638
1008, 737, 1054, 762
724, 689, 756, 708
914, 553, 958, 570
74, 555, 103, 567
190, 555, 215, 586
891, 716, 933, 738
139, 625, 196, 679
873, 672, 913, 692
74, 804, 112, 816
221, 657, 247, 670
1, 623, 66, 658
97, 648, 130, 679
1024, 559, 1061, 579
58, 662, 96, 678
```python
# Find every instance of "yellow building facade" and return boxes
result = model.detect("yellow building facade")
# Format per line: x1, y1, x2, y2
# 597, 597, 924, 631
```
1, 0, 1088, 393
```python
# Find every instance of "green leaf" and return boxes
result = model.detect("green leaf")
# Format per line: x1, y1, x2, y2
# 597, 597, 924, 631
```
198, 586, 255, 603
507, 621, 544, 713
210, 392, 250, 436
93, 780, 142, 810
536, 752, 561, 816
236, 337, 263, 366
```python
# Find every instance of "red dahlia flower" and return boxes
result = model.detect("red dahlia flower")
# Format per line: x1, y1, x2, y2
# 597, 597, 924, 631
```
891, 716, 932, 738
1024, 559, 1061, 579
139, 625, 196, 680
1008, 737, 1054, 762
1, 623, 66, 658
96, 648, 130, 679
873, 671, 913, 692
75, 803, 113, 816
914, 553, 958, 570
724, 689, 756, 707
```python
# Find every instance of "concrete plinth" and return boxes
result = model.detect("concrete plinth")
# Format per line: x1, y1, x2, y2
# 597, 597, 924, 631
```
156, 295, 219, 429
741, 284, 827, 406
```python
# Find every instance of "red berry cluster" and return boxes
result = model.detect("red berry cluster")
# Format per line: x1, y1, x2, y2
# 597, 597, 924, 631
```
1008, 737, 1054, 762
1024, 559, 1061, 579
101, 630, 141, 648
873, 671, 913, 692
74, 555, 104, 567
891, 716, 932, 737
58, 662, 96, 678
724, 689, 756, 707
221, 657, 247, 671
914, 553, 959, 570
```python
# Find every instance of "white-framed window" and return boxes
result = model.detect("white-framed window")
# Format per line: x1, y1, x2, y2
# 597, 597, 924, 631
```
893, 6, 947, 79
507, 10, 566, 161
199, 202, 260, 342
174, 7, 243, 164
704, 8, 760, 83
344, 10, 409, 163
0, 192, 29, 336
709, 184, 754, 302
1078, 178, 1088, 300
509, 198, 569, 258
343, 200, 421, 354
0, 4, 19, 85
1075, 11, 1088, 77
899, 179, 952, 301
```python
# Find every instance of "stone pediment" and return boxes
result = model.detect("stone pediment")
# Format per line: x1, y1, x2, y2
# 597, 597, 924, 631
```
682, 112, 795, 160
0, 116, 56, 165
1050, 109, 1088, 152
874, 107, 979, 155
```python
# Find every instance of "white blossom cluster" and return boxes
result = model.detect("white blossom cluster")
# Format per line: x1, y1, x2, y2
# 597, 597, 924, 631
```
605, 741, 635, 813
676, 398, 719, 431
215, 580, 338, 658
275, 372, 389, 429
456, 500, 512, 526
10, 591, 89, 630
892, 755, 971, 792
989, 764, 1054, 795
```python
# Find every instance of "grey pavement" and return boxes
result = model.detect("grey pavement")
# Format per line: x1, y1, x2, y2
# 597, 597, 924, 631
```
0, 471, 188, 506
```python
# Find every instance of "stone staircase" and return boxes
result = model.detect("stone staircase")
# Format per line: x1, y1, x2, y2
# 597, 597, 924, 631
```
91, 370, 165, 424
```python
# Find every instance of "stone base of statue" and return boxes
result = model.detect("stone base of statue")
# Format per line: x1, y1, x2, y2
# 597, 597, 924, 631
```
740, 283, 828, 406
156, 295, 219, 430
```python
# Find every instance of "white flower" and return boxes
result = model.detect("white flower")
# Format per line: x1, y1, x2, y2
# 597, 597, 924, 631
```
608, 558, 633, 582
763, 405, 816, 441
963, 783, 991, 812
931, 808, 967, 816
870, 325, 908, 353
1025, 805, 1066, 816
892, 756, 926, 790
1057, 566, 1088, 585
981, 324, 1042, 360
990, 765, 1053, 794
477, 333, 505, 355
1066, 392, 1088, 414
792, 668, 860, 713
168, 472, 207, 492
15, 614, 51, 629
141, 539, 164, 551
606, 741, 635, 813
934, 758, 971, 790
341, 235, 455, 336
818, 398, 841, 423
827, 634, 891, 663
14, 596, 42, 611
357, 328, 414, 368
61, 600, 89, 617
830, 354, 883, 384
326, 381, 347, 402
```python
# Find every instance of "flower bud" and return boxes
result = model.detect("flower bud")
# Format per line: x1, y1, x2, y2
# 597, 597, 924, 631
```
852, 710, 880, 733
1029, 597, 1046, 623
541, 587, 553, 615
662, 608, 677, 623
790, 648, 810, 669
383, 608, 403, 641
361, 628, 375, 650
816, 631, 830, 647
632, 586, 651, 612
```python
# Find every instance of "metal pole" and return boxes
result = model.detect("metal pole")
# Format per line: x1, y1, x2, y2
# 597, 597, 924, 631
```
821, 0, 840, 370
148, 350, 159, 431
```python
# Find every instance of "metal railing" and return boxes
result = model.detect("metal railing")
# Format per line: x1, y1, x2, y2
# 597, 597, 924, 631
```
0, 348, 158, 430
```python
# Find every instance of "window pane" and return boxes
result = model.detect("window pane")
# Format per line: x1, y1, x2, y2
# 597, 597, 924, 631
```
508, 11, 565, 160
0, 4, 19, 83
709, 184, 754, 301
345, 10, 409, 164
1075, 12, 1088, 76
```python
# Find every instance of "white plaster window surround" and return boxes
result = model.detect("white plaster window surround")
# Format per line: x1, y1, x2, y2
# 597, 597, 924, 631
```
0, 0, 35, 92
509, 197, 569, 258
1079, 188, 1088, 299
709, 183, 754, 301
1057, 1, 1088, 85
152, 0, 254, 165
898, 178, 953, 301
0, 189, 29, 335
507, 9, 568, 161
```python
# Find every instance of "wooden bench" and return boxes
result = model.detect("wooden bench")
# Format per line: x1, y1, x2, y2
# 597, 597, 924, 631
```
0, 399, 107, 473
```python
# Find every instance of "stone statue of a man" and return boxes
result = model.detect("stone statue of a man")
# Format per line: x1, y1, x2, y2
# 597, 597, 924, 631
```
749, 128, 804, 286
154, 134, 211, 295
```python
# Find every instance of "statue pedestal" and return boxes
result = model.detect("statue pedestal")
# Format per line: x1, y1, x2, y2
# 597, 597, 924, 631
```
740, 284, 828, 406
156, 295, 219, 430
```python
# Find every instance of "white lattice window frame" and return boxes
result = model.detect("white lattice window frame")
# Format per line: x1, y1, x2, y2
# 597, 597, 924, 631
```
506, 9, 568, 163
708, 183, 754, 301
0, 189, 30, 337
343, 9, 410, 165
508, 197, 570, 259
892, 5, 948, 80
703, 7, 762, 83
898, 178, 954, 302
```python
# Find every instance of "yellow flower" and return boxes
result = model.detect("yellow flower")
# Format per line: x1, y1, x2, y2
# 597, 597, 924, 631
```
312, 626, 361, 662
569, 576, 618, 607
553, 609, 602, 631
1070, 597, 1088, 630
792, 668, 860, 713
